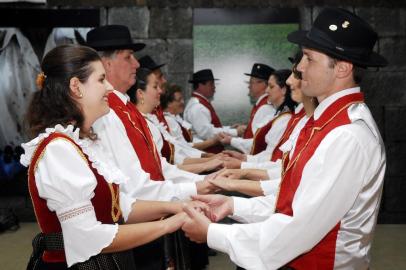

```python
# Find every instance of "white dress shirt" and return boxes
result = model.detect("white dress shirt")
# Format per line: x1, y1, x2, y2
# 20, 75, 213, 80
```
207, 88, 385, 270
230, 94, 276, 153
184, 92, 238, 140
20, 125, 136, 267
144, 113, 203, 164
93, 91, 203, 203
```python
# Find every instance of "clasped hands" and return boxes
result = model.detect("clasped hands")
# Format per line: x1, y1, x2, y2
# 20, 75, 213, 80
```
168, 194, 234, 244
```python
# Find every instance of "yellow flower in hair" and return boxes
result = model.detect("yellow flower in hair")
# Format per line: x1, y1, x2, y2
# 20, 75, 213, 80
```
36, 72, 46, 90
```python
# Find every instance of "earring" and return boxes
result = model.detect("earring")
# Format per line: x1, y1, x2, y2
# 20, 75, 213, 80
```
141, 98, 144, 105
79, 92, 83, 98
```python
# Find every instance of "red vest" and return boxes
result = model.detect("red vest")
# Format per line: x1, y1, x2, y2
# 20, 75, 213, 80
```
243, 94, 269, 139
180, 124, 193, 142
276, 93, 364, 269
28, 133, 122, 263
108, 93, 164, 180
250, 112, 292, 155
192, 92, 224, 153
151, 106, 175, 164
271, 107, 306, 162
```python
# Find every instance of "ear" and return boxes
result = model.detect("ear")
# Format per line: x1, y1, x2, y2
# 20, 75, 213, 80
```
281, 86, 287, 96
101, 57, 113, 74
136, 88, 144, 101
335, 61, 353, 79
69, 77, 82, 98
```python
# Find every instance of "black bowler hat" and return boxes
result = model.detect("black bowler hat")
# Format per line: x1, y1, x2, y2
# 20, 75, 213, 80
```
86, 25, 145, 52
287, 8, 387, 67
244, 63, 275, 80
139, 55, 166, 70
188, 69, 219, 83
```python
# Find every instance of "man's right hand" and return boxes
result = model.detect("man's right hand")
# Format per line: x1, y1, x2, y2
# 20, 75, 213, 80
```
191, 194, 234, 222
222, 150, 247, 161
215, 168, 246, 179
196, 180, 219, 194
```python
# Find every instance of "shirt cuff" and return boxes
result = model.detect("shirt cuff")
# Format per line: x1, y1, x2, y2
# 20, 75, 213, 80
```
178, 182, 198, 200
241, 162, 255, 169
229, 196, 252, 223
228, 129, 238, 137
260, 180, 279, 196
207, 223, 230, 254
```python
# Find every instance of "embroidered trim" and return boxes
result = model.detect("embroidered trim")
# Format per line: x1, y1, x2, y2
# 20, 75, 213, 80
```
58, 204, 94, 222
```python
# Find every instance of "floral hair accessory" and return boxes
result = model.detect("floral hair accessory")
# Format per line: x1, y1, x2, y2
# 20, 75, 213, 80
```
36, 72, 47, 90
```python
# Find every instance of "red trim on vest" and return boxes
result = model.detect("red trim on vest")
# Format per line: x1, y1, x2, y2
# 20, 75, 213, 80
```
28, 133, 122, 263
180, 124, 193, 142
275, 93, 364, 269
160, 133, 175, 164
271, 108, 306, 162
192, 93, 224, 153
250, 112, 292, 155
108, 93, 164, 180
243, 95, 269, 139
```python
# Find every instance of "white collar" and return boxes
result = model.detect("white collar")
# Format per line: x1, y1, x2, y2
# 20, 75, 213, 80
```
295, 103, 304, 114
113, 90, 130, 105
256, 93, 268, 106
193, 92, 210, 102
314, 87, 361, 120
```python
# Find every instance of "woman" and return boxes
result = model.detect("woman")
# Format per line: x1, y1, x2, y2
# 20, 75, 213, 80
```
211, 52, 318, 197
220, 69, 296, 169
133, 68, 223, 174
161, 84, 222, 151
22, 45, 198, 269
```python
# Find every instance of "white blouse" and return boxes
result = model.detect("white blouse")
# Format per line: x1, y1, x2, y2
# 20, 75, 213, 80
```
20, 124, 136, 267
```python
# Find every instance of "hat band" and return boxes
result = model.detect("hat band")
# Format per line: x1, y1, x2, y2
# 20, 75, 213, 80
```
88, 38, 133, 48
307, 28, 372, 61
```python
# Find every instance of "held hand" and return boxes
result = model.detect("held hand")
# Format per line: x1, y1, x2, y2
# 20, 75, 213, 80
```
182, 205, 211, 243
209, 178, 236, 192
191, 194, 233, 222
236, 125, 247, 137
183, 200, 210, 214
223, 157, 242, 169
218, 133, 232, 145
222, 150, 247, 161
163, 212, 188, 234
203, 158, 224, 172
215, 168, 246, 179
196, 180, 220, 194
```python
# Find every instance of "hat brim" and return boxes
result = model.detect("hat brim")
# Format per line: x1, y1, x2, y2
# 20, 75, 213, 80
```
149, 63, 166, 71
244, 73, 270, 80
287, 30, 388, 68
89, 42, 145, 52
188, 78, 219, 83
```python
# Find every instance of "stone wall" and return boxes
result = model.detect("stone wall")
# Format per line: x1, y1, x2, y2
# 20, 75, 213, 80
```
1, 1, 405, 223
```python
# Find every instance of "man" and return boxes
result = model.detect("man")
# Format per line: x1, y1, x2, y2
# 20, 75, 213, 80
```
219, 63, 276, 154
88, 25, 217, 270
182, 7, 387, 270
184, 69, 246, 153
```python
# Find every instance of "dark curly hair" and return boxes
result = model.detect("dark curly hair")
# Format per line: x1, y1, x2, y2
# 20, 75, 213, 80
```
26, 44, 101, 139
161, 84, 183, 110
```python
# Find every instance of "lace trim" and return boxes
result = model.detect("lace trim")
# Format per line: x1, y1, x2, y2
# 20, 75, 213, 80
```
20, 124, 128, 185
58, 204, 94, 222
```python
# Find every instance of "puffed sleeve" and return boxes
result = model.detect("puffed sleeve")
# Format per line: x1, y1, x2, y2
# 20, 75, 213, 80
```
35, 139, 118, 267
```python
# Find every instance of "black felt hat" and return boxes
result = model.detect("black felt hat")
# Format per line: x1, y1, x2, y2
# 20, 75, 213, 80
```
287, 7, 387, 67
86, 25, 145, 52
188, 69, 219, 83
244, 63, 275, 80
139, 55, 166, 70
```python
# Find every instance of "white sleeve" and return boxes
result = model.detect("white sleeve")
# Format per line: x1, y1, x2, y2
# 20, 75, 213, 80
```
165, 115, 188, 144
207, 126, 377, 269
161, 156, 204, 183
251, 105, 276, 134
260, 178, 282, 196
230, 137, 253, 154
240, 159, 281, 172
93, 111, 197, 202
230, 196, 277, 224
187, 103, 237, 139
263, 114, 291, 156
35, 139, 117, 267
245, 151, 272, 164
